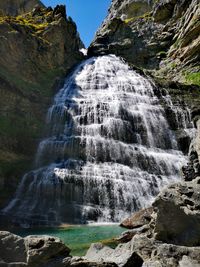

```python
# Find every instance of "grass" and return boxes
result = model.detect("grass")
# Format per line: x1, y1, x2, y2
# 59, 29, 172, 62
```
185, 72, 200, 87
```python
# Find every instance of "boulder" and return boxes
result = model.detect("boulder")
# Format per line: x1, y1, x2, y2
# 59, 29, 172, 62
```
116, 225, 150, 243
25, 235, 70, 266
64, 257, 118, 267
153, 179, 200, 246
0, 231, 26, 263
0, 231, 71, 267
131, 234, 200, 266
85, 242, 143, 267
120, 207, 153, 229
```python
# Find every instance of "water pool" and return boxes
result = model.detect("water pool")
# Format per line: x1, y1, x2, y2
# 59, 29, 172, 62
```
16, 224, 124, 256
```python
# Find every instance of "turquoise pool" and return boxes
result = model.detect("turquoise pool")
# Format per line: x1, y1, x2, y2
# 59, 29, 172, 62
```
16, 224, 124, 256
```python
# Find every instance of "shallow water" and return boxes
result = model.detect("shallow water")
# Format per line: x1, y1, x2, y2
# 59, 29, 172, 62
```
16, 224, 124, 256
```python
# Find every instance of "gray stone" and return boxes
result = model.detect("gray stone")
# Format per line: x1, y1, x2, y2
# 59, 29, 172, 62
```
85, 242, 143, 267
0, 231, 27, 263
152, 180, 200, 246
0, 231, 71, 267
131, 235, 200, 267
25, 235, 70, 266
179, 256, 200, 267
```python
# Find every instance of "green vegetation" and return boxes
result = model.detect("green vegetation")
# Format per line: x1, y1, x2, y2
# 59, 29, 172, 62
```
124, 12, 151, 24
0, 8, 52, 36
125, 1, 152, 18
185, 72, 200, 87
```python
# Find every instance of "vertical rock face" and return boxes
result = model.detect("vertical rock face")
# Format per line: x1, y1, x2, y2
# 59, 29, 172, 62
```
89, 0, 200, 85
0, 0, 44, 16
0, 4, 84, 208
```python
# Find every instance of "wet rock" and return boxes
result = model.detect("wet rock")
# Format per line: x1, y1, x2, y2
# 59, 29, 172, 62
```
182, 118, 200, 181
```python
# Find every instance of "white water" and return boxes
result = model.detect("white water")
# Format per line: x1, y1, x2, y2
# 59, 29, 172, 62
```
3, 55, 192, 225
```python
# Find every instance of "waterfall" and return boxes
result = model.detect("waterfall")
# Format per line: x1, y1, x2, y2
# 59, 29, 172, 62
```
3, 55, 193, 225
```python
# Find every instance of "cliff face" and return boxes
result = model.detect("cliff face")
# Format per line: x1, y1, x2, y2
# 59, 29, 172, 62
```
89, 0, 200, 86
0, 4, 84, 208
0, 0, 44, 16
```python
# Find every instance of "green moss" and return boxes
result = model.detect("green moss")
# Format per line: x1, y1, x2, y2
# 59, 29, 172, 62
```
185, 72, 200, 86
0, 8, 52, 36
170, 62, 177, 69
124, 12, 151, 24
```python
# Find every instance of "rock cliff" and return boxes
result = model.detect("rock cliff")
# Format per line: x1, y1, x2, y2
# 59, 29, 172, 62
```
89, 0, 200, 86
0, 3, 84, 208
0, 0, 44, 16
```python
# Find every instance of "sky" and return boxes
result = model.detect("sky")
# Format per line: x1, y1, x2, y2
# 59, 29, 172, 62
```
42, 0, 111, 47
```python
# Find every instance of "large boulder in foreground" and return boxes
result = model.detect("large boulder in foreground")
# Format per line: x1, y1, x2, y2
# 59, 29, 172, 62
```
85, 242, 143, 267
131, 235, 200, 267
153, 178, 200, 246
0, 231, 27, 264
0, 231, 70, 267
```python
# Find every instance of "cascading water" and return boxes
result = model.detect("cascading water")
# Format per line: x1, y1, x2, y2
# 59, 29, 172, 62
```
3, 55, 193, 225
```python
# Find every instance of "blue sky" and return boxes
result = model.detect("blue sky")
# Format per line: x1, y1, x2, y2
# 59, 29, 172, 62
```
42, 0, 111, 47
